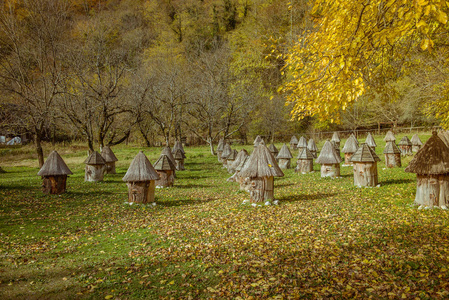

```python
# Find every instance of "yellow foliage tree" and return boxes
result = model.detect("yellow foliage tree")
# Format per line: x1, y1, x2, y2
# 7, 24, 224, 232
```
281, 0, 449, 123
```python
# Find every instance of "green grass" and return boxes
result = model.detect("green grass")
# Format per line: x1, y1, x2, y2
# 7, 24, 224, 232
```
1, 132, 449, 299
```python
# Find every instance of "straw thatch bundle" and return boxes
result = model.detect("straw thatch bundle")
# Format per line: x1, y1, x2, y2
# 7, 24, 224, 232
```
172, 141, 186, 156
438, 131, 449, 148
410, 134, 423, 152
349, 143, 381, 187
38, 151, 72, 194
297, 136, 307, 150
101, 146, 118, 174
307, 139, 318, 158
365, 132, 377, 151
405, 132, 449, 208
342, 134, 359, 166
154, 154, 176, 187
229, 149, 249, 173
84, 151, 106, 182
316, 140, 342, 178
384, 130, 396, 142
239, 143, 284, 203
398, 136, 413, 156
295, 147, 314, 174
173, 149, 185, 170
383, 141, 401, 168
123, 151, 160, 203
289, 135, 298, 148
276, 144, 293, 169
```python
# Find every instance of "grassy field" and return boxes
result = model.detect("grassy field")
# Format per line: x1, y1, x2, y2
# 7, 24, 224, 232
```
1, 132, 449, 299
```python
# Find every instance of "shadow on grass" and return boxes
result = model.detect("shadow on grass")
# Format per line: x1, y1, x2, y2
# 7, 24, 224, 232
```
175, 184, 211, 189
279, 192, 337, 203
382, 178, 414, 185
157, 198, 217, 207
276, 182, 295, 187
0, 184, 36, 191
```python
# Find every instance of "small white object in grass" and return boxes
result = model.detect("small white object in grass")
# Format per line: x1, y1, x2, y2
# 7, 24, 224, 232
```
424, 206, 432, 210
376, 184, 381, 187
441, 205, 448, 210
129, 202, 134, 206
265, 201, 271, 206
418, 205, 424, 210
251, 203, 257, 207
273, 200, 279, 205
152, 202, 156, 206
156, 186, 162, 189
242, 199, 249, 204
382, 168, 386, 170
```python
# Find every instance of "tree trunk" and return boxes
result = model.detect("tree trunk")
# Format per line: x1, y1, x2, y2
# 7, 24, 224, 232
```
208, 137, 215, 155
35, 133, 44, 168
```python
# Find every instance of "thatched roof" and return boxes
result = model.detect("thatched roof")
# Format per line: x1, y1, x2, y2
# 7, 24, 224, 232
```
174, 149, 185, 160
153, 154, 176, 171
297, 147, 314, 160
365, 133, 377, 147
268, 143, 278, 155
172, 141, 185, 155
221, 143, 232, 159
254, 135, 263, 146
227, 149, 238, 160
290, 135, 298, 145
410, 134, 423, 146
239, 144, 284, 178
349, 143, 381, 163
383, 141, 401, 154
297, 136, 307, 148
316, 140, 342, 164
342, 135, 359, 153
276, 144, 293, 159
231, 149, 249, 170
235, 155, 250, 172
37, 151, 73, 176
405, 132, 449, 175
307, 139, 318, 152
438, 132, 449, 147
331, 132, 340, 142
84, 151, 105, 165
398, 136, 412, 146
217, 139, 225, 152
350, 133, 359, 147
384, 130, 396, 142
162, 146, 176, 164
101, 146, 118, 163
122, 151, 160, 182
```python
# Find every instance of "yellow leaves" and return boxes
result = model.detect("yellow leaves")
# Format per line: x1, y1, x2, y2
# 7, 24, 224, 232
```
104, 296, 113, 300
436, 10, 448, 24
417, 0, 429, 6
420, 39, 434, 51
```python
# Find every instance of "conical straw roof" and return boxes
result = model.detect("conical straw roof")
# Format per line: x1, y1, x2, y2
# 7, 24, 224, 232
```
84, 151, 105, 165
297, 147, 314, 160
101, 146, 118, 162
398, 136, 412, 146
276, 144, 293, 159
162, 146, 176, 165
153, 154, 176, 171
254, 135, 263, 146
239, 144, 284, 178
172, 141, 185, 155
383, 141, 401, 154
268, 143, 279, 155
365, 132, 377, 147
342, 135, 359, 153
349, 133, 359, 147
307, 139, 318, 152
405, 131, 449, 175
331, 132, 340, 142
221, 143, 232, 159
349, 143, 381, 162
236, 155, 250, 172
37, 151, 73, 176
438, 131, 449, 147
227, 149, 238, 160
217, 139, 225, 152
231, 149, 249, 170
290, 135, 298, 145
384, 130, 396, 142
410, 134, 423, 146
123, 151, 160, 182
174, 148, 185, 160
316, 140, 342, 164
297, 136, 307, 148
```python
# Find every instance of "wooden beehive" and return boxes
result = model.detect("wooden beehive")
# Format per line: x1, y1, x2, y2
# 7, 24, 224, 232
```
254, 135, 263, 147
383, 141, 401, 168
84, 151, 106, 182
349, 143, 381, 187
226, 149, 238, 173
122, 151, 160, 203
342, 134, 359, 166
297, 136, 307, 152
153, 154, 176, 187
101, 146, 118, 174
405, 131, 449, 208
228, 149, 249, 175
398, 136, 413, 156
217, 138, 224, 162
239, 143, 284, 203
316, 140, 342, 178
172, 141, 186, 156
221, 143, 232, 168
173, 148, 185, 171
268, 144, 279, 160
295, 147, 314, 174
307, 138, 318, 158
410, 134, 423, 153
276, 144, 293, 169
384, 130, 396, 143
289, 135, 298, 149
37, 151, 72, 194
331, 132, 341, 156
365, 132, 377, 152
